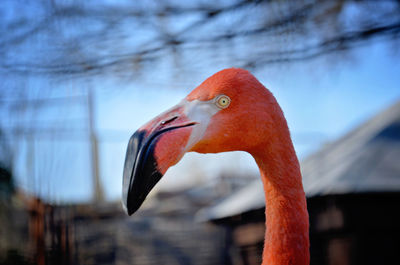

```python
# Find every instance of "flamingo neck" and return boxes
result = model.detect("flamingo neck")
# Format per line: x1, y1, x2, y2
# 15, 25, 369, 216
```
252, 134, 310, 265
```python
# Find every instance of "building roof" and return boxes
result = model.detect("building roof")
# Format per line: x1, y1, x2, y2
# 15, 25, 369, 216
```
198, 101, 400, 221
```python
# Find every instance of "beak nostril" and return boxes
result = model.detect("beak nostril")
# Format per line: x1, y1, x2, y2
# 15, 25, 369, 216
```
161, 115, 178, 125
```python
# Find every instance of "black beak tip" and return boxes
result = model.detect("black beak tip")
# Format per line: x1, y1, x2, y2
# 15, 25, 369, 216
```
122, 131, 147, 216
122, 192, 147, 216
122, 130, 164, 216
121, 200, 132, 216
121, 200, 137, 216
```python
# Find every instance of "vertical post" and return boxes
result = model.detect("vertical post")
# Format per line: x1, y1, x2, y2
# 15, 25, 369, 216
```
87, 85, 104, 203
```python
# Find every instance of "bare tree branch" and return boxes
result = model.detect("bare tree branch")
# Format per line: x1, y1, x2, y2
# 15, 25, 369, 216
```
0, 0, 399, 77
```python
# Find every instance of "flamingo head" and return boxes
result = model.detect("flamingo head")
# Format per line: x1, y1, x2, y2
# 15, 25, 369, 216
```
122, 68, 280, 215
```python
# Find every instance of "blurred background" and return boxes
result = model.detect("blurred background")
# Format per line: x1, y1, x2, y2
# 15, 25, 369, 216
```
1, 0, 400, 264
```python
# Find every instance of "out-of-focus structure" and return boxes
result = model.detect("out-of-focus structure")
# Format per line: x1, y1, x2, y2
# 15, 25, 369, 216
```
199, 101, 400, 265
1, 173, 248, 264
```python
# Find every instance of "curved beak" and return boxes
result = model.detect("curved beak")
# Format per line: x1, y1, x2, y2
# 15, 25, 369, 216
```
122, 103, 197, 215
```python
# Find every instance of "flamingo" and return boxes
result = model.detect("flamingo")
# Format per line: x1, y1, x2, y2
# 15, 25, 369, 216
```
122, 68, 310, 265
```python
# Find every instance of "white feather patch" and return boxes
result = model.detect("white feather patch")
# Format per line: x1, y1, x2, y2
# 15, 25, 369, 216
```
182, 99, 220, 152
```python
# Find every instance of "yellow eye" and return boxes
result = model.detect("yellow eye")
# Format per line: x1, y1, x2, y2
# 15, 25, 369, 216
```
215, 95, 231, 109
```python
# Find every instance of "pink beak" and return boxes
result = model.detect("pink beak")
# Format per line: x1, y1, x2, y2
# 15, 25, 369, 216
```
122, 104, 196, 215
